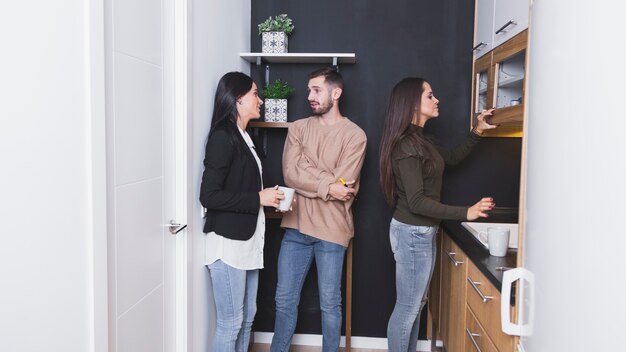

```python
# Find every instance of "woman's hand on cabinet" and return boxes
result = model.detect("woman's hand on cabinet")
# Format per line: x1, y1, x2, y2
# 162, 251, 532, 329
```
473, 108, 497, 134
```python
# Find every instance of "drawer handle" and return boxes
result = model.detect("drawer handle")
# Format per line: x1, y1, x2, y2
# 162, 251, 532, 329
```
467, 277, 493, 302
445, 251, 464, 266
495, 20, 517, 34
465, 328, 482, 352
472, 42, 487, 51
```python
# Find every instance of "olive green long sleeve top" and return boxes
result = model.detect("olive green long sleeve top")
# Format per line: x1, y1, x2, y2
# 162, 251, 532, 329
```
392, 125, 482, 226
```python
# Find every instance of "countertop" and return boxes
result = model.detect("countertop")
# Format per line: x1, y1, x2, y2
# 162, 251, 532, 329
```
440, 207, 518, 292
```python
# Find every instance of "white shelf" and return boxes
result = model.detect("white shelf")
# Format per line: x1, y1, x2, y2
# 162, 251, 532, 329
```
498, 74, 524, 88
240, 52, 356, 64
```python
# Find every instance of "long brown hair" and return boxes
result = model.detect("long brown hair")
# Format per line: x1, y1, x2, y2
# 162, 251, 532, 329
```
379, 77, 435, 206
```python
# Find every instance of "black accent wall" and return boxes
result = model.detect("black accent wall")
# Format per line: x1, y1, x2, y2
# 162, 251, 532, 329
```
249, 0, 522, 338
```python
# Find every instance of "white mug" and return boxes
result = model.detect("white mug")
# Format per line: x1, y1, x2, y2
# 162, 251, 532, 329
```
277, 186, 295, 212
480, 226, 510, 257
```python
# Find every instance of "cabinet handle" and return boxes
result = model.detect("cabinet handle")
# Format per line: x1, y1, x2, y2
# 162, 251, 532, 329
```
467, 277, 493, 302
495, 20, 517, 34
465, 328, 482, 352
445, 251, 464, 266
472, 42, 487, 51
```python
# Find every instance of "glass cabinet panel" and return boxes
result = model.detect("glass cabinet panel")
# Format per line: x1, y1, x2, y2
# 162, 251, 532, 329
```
495, 50, 525, 109
476, 69, 489, 113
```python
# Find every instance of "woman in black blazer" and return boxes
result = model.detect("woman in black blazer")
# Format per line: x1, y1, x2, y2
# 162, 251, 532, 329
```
199, 72, 284, 352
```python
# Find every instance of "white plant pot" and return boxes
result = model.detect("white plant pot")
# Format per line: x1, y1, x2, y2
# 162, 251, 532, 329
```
262, 32, 288, 53
264, 99, 288, 122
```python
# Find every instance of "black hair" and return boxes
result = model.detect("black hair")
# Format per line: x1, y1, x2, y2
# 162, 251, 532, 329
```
210, 72, 254, 131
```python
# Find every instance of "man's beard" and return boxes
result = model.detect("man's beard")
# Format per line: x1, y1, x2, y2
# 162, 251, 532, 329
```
311, 98, 333, 116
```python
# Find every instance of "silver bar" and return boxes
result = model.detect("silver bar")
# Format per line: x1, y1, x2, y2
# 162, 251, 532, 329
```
467, 277, 493, 302
472, 42, 487, 51
167, 220, 187, 235
465, 328, 482, 352
495, 20, 517, 34
265, 65, 270, 86
445, 251, 464, 267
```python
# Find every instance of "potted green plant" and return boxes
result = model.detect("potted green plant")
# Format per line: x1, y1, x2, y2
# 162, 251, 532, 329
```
262, 79, 295, 122
258, 14, 294, 53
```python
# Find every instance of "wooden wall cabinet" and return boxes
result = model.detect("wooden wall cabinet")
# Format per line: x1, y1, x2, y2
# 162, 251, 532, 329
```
471, 29, 528, 137
474, 0, 530, 59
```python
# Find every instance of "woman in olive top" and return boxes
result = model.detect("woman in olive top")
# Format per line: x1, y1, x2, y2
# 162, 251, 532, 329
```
378, 77, 496, 352
199, 72, 285, 352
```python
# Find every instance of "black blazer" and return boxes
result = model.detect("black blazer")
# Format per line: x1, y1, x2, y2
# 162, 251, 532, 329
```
199, 121, 262, 240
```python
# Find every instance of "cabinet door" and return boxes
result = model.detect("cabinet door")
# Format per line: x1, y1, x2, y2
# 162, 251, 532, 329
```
428, 230, 442, 334
491, 30, 527, 125
466, 306, 498, 352
474, 0, 495, 59
466, 261, 517, 351
493, 0, 530, 47
471, 52, 494, 128
439, 232, 467, 352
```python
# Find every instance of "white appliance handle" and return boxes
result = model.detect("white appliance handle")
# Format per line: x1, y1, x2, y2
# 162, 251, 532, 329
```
501, 267, 535, 336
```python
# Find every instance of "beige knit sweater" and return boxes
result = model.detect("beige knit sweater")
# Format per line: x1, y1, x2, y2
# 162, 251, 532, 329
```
280, 116, 367, 247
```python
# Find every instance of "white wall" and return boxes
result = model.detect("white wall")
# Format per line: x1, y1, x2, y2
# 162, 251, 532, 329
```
524, 0, 626, 350
0, 1, 107, 352
189, 1, 251, 351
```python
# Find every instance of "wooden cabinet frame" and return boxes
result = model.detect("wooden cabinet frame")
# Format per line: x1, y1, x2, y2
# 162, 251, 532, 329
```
471, 29, 528, 137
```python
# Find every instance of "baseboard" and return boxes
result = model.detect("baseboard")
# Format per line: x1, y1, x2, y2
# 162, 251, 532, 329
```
253, 332, 443, 351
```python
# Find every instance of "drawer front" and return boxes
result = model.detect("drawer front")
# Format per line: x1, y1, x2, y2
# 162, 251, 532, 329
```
466, 262, 516, 351
465, 306, 498, 352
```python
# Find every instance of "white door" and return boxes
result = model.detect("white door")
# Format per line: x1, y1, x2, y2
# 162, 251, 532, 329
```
106, 0, 187, 351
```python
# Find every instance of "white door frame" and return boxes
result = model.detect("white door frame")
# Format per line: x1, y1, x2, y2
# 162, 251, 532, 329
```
173, 0, 190, 350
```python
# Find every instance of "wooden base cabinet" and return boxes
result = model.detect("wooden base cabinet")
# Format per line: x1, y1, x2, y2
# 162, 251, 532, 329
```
466, 261, 517, 351
430, 231, 517, 352
438, 231, 468, 352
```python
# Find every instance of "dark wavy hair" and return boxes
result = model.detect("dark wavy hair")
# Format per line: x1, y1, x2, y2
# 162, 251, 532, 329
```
379, 77, 435, 206
210, 72, 254, 132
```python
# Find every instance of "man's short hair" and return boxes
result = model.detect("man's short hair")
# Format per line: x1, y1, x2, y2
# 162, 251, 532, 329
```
308, 67, 344, 90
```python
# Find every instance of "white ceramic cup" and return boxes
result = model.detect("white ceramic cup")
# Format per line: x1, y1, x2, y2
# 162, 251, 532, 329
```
484, 226, 510, 257
277, 186, 295, 212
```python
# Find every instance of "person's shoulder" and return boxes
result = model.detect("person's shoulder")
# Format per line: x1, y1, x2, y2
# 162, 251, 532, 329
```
393, 136, 419, 158
343, 118, 367, 141
208, 123, 239, 147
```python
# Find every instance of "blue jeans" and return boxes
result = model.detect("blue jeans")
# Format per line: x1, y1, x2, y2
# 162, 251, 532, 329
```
387, 218, 438, 352
270, 228, 347, 352
207, 260, 258, 352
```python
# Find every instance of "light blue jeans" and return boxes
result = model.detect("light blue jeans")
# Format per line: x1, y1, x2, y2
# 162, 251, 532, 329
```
207, 260, 258, 352
270, 228, 347, 352
387, 218, 438, 352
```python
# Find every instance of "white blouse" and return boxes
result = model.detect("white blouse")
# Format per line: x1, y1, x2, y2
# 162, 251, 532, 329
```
204, 126, 265, 270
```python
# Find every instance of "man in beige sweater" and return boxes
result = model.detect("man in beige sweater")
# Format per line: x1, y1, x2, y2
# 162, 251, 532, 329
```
270, 68, 367, 352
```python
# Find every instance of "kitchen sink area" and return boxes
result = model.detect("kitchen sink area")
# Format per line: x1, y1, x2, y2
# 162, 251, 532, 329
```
461, 222, 519, 249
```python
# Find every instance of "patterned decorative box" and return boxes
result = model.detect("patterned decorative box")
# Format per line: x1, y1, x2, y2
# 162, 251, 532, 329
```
264, 99, 288, 122
262, 32, 289, 53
